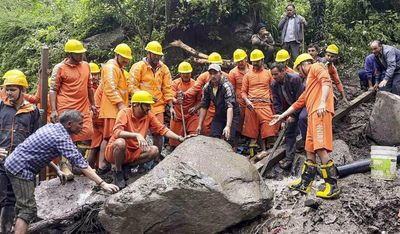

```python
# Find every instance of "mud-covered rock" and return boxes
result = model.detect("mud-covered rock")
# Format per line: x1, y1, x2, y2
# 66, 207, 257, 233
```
330, 139, 354, 165
367, 91, 400, 145
98, 136, 273, 234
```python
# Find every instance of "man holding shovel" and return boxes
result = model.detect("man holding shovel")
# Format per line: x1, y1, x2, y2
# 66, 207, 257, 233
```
169, 62, 201, 148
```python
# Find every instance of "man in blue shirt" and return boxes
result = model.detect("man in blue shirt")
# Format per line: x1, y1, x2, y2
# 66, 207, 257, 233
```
358, 54, 385, 90
3, 110, 118, 234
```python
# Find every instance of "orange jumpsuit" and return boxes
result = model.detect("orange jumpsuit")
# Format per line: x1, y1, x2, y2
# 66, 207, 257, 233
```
105, 108, 169, 164
241, 68, 279, 139
228, 64, 252, 133
169, 78, 201, 146
292, 63, 334, 153
326, 63, 345, 93
285, 65, 296, 74
130, 58, 173, 123
99, 59, 129, 140
90, 82, 104, 148
50, 59, 93, 142
185, 71, 229, 136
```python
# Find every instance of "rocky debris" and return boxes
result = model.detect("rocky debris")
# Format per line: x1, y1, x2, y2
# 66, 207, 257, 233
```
84, 27, 125, 50
35, 176, 107, 220
367, 91, 400, 145
98, 136, 273, 234
330, 139, 354, 165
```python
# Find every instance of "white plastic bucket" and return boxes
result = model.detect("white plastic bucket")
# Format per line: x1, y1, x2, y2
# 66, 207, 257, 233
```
370, 146, 398, 180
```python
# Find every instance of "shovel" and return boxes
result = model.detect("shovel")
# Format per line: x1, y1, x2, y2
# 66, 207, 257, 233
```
260, 124, 287, 176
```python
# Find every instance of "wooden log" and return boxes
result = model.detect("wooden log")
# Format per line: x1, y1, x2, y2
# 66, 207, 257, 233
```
333, 90, 375, 123
190, 57, 234, 69
169, 40, 209, 59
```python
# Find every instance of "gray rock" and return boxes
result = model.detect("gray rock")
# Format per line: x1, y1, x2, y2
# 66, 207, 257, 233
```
98, 136, 273, 234
330, 139, 354, 165
367, 91, 400, 145
35, 176, 108, 220
83, 27, 125, 50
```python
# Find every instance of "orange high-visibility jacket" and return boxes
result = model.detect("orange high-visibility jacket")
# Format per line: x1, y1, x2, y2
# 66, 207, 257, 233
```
292, 63, 334, 115
99, 59, 129, 119
129, 58, 173, 115
241, 68, 273, 108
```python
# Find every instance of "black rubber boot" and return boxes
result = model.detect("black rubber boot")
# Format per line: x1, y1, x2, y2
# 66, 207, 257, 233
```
0, 206, 15, 234
112, 170, 126, 190
316, 160, 341, 199
289, 160, 317, 193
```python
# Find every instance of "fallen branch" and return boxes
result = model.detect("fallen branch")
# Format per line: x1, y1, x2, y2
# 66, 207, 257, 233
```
169, 40, 209, 59
333, 90, 375, 123
190, 57, 234, 68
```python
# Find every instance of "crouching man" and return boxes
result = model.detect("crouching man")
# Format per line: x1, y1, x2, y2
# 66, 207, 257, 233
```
105, 90, 187, 189
3, 110, 118, 234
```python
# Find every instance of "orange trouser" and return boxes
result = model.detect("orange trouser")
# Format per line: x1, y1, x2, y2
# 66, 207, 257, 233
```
237, 106, 246, 134
305, 111, 333, 153
169, 114, 199, 147
102, 118, 116, 140
90, 118, 104, 148
242, 106, 279, 139
71, 112, 93, 142
105, 143, 142, 164
202, 105, 215, 136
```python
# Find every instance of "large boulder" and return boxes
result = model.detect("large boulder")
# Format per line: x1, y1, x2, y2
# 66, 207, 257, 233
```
330, 139, 354, 165
98, 136, 273, 233
367, 91, 400, 145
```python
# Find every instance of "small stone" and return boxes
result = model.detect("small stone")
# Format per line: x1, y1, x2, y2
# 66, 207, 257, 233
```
324, 214, 337, 225
304, 199, 319, 209
291, 190, 300, 196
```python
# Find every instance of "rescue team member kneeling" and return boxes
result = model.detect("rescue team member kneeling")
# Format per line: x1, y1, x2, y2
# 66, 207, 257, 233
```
3, 110, 118, 234
105, 90, 188, 189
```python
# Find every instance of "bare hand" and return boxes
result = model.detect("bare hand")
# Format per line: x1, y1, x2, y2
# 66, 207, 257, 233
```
379, 79, 388, 88
91, 105, 97, 117
177, 136, 185, 143
117, 102, 126, 111
0, 148, 8, 160
170, 108, 177, 121
317, 102, 326, 117
100, 182, 119, 193
184, 134, 198, 139
287, 116, 295, 123
51, 111, 59, 123
222, 126, 231, 140
270, 114, 283, 126
137, 135, 150, 152
196, 125, 202, 135
188, 107, 198, 115
342, 96, 350, 105
57, 170, 68, 185
246, 100, 255, 112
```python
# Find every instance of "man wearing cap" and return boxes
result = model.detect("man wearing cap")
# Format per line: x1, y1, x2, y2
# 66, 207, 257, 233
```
270, 53, 340, 199
169, 62, 201, 148
197, 64, 240, 145
228, 49, 252, 143
0, 69, 40, 233
275, 49, 296, 73
323, 44, 349, 104
270, 63, 306, 169
129, 41, 174, 155
183, 52, 228, 136
251, 23, 276, 65
49, 39, 96, 179
105, 91, 186, 188
242, 49, 279, 154
97, 43, 132, 174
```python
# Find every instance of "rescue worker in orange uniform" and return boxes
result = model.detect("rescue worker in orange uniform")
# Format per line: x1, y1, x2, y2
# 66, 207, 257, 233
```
228, 49, 252, 147
49, 39, 96, 179
270, 53, 340, 199
322, 44, 349, 104
241, 49, 279, 154
169, 62, 201, 148
275, 49, 296, 74
129, 41, 174, 155
87, 63, 103, 168
183, 52, 228, 136
98, 43, 132, 174
105, 91, 186, 189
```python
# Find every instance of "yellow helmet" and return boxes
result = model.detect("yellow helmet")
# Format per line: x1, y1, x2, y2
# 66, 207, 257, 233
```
250, 49, 265, 62
275, 49, 290, 62
2, 69, 28, 88
208, 52, 223, 64
89, 63, 100, 73
114, 43, 133, 59
326, 44, 339, 54
233, 49, 247, 63
145, 41, 163, 56
293, 53, 314, 71
131, 90, 155, 104
178, 61, 193, 73
64, 39, 87, 53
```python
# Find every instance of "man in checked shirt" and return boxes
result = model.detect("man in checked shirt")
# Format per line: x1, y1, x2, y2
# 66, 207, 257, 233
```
3, 110, 118, 234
